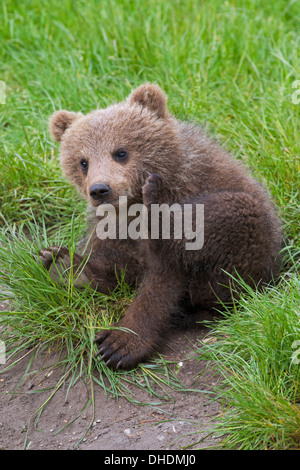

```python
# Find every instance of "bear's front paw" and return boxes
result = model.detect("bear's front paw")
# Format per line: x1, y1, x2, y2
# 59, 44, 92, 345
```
142, 173, 163, 207
95, 323, 155, 370
39, 246, 70, 270
39, 247, 90, 287
39, 246, 73, 284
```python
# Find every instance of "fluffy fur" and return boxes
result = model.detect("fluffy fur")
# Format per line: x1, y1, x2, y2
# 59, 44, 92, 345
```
41, 84, 282, 369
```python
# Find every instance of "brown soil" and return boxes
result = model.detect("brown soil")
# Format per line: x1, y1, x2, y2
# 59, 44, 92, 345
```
0, 300, 221, 451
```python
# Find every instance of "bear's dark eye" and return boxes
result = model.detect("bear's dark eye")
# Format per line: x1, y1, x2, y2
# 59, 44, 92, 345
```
80, 159, 88, 172
113, 149, 128, 162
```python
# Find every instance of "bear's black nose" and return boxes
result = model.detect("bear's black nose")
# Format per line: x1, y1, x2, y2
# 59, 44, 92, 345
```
90, 183, 111, 200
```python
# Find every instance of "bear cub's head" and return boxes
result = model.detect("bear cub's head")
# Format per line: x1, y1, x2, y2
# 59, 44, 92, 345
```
50, 84, 180, 207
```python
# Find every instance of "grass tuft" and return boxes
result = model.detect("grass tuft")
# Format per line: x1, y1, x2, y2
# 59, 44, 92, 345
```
0, 220, 191, 423
195, 270, 300, 450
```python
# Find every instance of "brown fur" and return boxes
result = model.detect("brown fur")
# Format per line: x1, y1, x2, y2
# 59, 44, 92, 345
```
41, 84, 282, 369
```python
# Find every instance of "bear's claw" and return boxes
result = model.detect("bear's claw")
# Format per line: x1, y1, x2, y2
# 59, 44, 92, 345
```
94, 325, 153, 370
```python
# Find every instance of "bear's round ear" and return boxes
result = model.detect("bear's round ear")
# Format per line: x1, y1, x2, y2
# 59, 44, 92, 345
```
49, 110, 83, 142
128, 83, 168, 118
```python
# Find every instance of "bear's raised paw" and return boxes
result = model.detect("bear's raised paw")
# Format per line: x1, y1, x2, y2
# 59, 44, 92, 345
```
142, 173, 164, 207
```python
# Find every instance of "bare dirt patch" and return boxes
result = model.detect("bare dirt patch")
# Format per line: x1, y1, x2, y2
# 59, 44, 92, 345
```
0, 298, 221, 450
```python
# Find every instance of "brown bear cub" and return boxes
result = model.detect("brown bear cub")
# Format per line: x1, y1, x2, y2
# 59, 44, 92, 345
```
41, 84, 282, 369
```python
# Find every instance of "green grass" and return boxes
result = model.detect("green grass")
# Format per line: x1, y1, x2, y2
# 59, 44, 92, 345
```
194, 271, 300, 450
0, 219, 194, 448
0, 218, 190, 392
0, 0, 300, 449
